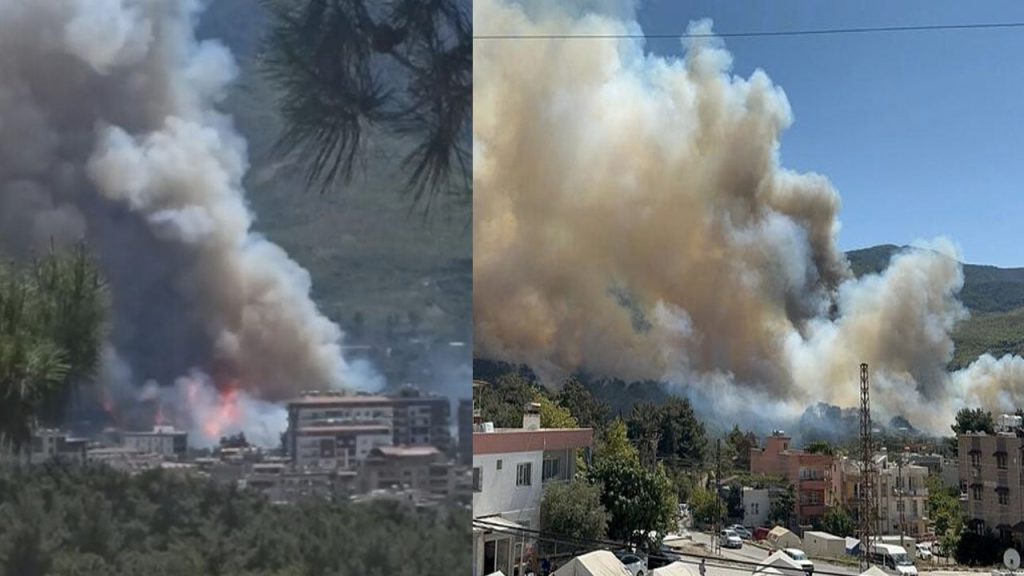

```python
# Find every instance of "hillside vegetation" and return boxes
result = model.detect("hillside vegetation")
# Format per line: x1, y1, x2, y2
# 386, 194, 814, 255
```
846, 245, 1024, 369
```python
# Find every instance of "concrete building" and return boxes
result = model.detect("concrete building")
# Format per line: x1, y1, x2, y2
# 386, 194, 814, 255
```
28, 429, 87, 464
830, 452, 930, 538
958, 416, 1024, 540
121, 426, 187, 457
358, 445, 456, 497
472, 401, 594, 576
285, 389, 452, 470
292, 423, 393, 470
742, 487, 771, 528
750, 431, 833, 526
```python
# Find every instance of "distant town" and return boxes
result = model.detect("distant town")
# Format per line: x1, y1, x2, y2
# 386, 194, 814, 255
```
19, 385, 474, 511
471, 375, 1021, 576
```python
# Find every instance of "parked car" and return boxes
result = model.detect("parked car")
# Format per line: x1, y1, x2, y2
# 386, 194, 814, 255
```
729, 525, 752, 539
753, 526, 771, 541
720, 529, 743, 549
783, 548, 814, 573
915, 543, 933, 561
617, 553, 648, 576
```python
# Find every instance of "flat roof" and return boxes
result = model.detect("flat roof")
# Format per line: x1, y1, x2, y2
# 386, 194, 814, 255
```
473, 428, 593, 455
289, 395, 391, 406
371, 446, 441, 458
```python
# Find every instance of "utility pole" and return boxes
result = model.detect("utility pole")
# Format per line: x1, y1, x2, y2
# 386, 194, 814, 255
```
859, 363, 875, 571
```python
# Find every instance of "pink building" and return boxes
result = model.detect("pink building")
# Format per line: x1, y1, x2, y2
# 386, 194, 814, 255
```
750, 431, 833, 527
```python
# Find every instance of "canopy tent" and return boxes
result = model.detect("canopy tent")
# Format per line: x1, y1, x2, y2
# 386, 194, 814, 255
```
552, 551, 631, 576
652, 561, 699, 576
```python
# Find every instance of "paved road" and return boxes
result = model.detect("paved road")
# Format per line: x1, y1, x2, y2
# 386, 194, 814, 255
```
687, 532, 860, 576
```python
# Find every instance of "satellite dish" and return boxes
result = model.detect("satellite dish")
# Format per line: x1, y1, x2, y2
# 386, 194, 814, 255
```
1004, 548, 1020, 570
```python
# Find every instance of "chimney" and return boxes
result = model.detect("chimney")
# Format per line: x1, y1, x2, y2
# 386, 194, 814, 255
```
523, 402, 542, 430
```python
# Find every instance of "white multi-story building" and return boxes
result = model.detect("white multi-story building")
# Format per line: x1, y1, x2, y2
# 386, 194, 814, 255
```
286, 389, 452, 470
472, 399, 593, 576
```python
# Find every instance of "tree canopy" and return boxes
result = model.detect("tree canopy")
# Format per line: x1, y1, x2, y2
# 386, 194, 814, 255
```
952, 408, 995, 435
588, 458, 678, 553
539, 481, 609, 555
0, 462, 468, 576
0, 247, 106, 451
261, 0, 471, 213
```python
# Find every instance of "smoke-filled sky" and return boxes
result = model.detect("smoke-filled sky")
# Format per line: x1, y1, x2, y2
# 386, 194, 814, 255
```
634, 0, 1024, 268
473, 0, 1024, 434
0, 0, 380, 443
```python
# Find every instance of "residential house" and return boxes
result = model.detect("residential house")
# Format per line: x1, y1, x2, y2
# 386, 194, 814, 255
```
750, 431, 833, 527
958, 414, 1024, 540
472, 398, 593, 576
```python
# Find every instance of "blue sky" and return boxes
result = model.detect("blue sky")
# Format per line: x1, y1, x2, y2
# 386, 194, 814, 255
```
633, 1, 1024, 267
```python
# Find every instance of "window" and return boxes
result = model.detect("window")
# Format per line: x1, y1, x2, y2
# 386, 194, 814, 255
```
516, 463, 532, 486
542, 458, 560, 481
999, 490, 1009, 506
496, 459, 502, 470
473, 467, 482, 492
971, 452, 981, 467
972, 485, 982, 501
997, 453, 1008, 470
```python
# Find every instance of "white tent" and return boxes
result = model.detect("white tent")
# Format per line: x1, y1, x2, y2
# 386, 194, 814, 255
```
860, 566, 889, 576
484, 572, 507, 576
652, 562, 699, 576
754, 551, 808, 576
552, 551, 632, 576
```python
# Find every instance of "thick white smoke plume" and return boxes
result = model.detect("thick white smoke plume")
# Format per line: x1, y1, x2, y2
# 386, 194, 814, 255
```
473, 0, 1024, 433
0, 0, 380, 435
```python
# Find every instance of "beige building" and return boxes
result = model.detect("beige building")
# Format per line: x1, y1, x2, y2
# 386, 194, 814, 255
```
829, 452, 929, 537
959, 419, 1024, 540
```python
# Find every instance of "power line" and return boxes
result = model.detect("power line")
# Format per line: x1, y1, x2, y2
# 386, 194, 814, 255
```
474, 21, 1024, 41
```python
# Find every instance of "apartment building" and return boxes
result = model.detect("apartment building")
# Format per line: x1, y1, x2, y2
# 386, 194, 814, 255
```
472, 401, 593, 576
285, 389, 452, 470
958, 415, 1024, 540
750, 431, 833, 526
829, 452, 930, 537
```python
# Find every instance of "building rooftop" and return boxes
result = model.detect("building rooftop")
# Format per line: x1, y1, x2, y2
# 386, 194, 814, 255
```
371, 446, 441, 458
289, 395, 391, 406
295, 425, 391, 435
473, 427, 593, 455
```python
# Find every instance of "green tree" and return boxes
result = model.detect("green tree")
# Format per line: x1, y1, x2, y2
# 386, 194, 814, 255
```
535, 394, 578, 429
689, 486, 724, 527
725, 426, 757, 471
476, 373, 543, 428
769, 485, 796, 528
805, 441, 834, 455
926, 474, 964, 562
0, 247, 106, 451
589, 458, 678, 553
556, 377, 609, 431
627, 403, 662, 469
952, 408, 995, 435
657, 397, 708, 467
819, 506, 854, 537
597, 418, 640, 466
261, 0, 471, 213
540, 481, 609, 554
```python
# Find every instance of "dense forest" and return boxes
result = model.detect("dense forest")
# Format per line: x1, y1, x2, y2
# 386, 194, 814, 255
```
0, 462, 468, 576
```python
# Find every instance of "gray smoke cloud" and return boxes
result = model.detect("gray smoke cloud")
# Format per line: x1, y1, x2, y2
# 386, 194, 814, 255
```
0, 0, 380, 423
474, 0, 1024, 434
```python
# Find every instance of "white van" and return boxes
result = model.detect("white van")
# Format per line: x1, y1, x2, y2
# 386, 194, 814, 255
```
869, 543, 917, 576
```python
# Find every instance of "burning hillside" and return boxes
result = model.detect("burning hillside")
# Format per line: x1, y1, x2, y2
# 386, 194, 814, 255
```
473, 0, 1024, 433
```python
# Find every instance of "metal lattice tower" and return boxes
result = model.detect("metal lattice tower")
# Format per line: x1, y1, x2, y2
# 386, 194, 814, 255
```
859, 363, 875, 570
